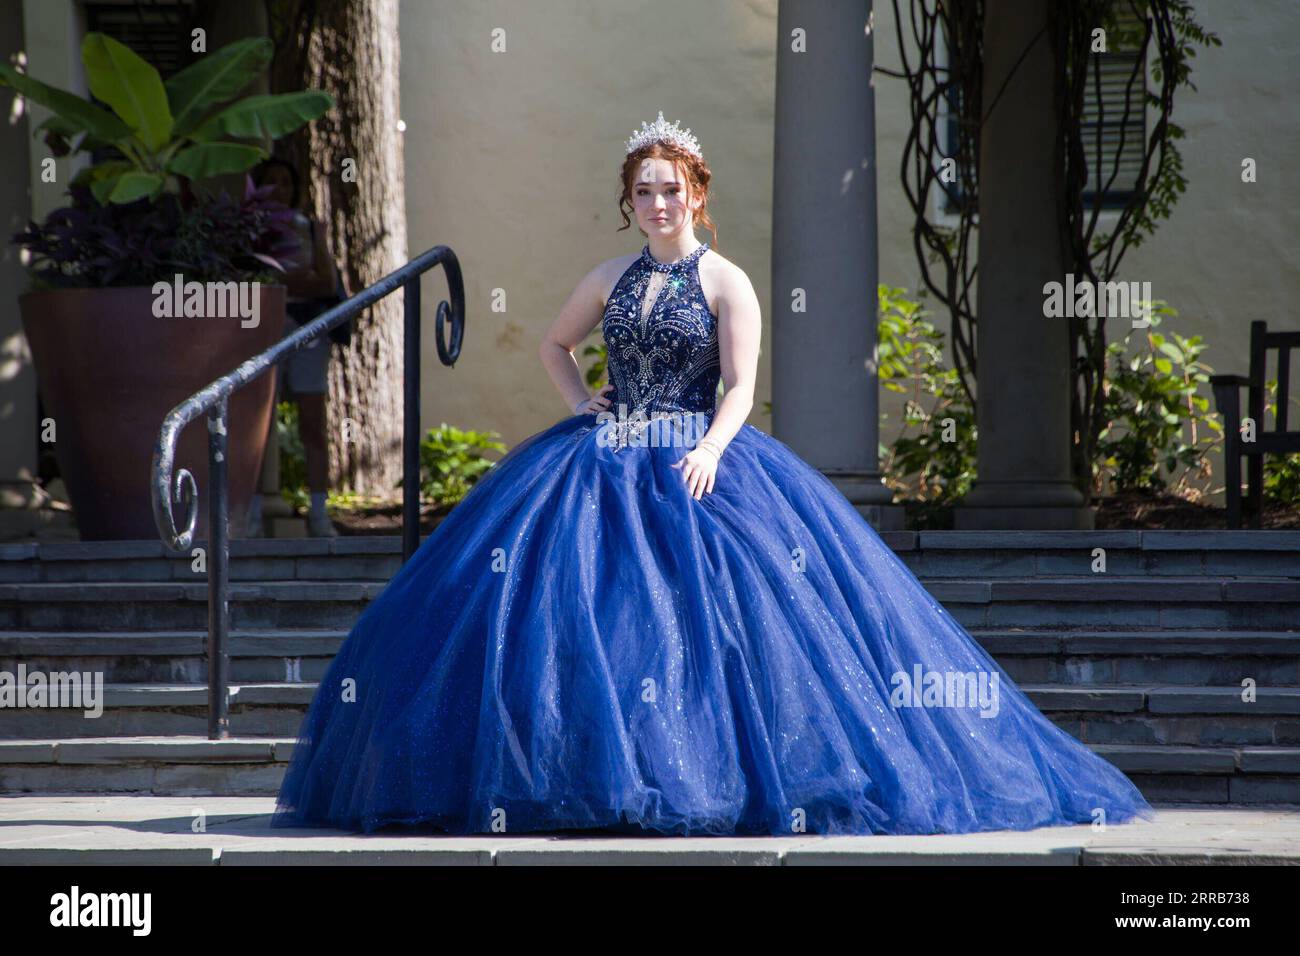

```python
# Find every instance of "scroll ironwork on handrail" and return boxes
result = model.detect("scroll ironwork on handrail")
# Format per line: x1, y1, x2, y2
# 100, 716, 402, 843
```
149, 244, 465, 738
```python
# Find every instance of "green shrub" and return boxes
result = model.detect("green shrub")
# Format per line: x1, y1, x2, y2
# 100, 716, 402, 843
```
877, 286, 977, 506
417, 423, 507, 507
1261, 380, 1300, 504
581, 285, 1295, 513
275, 399, 309, 511
1095, 303, 1220, 498
279, 404, 507, 512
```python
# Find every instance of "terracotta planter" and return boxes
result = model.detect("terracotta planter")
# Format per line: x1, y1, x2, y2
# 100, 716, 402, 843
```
20, 284, 287, 541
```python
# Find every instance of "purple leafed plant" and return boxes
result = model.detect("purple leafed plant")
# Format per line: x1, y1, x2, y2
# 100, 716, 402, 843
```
12, 176, 302, 290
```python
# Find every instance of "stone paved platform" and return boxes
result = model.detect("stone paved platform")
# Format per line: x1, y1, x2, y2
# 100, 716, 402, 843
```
0, 797, 1297, 865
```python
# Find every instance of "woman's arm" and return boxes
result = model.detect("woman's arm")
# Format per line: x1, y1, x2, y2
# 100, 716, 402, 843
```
538, 262, 616, 415
672, 261, 761, 499
701, 263, 762, 451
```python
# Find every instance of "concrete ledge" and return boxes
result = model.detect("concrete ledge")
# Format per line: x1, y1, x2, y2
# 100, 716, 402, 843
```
496, 839, 791, 866
0, 798, 1295, 866
0, 581, 384, 602
0, 543, 38, 561
1225, 581, 1300, 601
38, 541, 168, 561
6, 629, 1295, 667
1097, 744, 1238, 773
1025, 687, 1148, 713
0, 737, 288, 767
1059, 631, 1300, 655
219, 846, 494, 865
991, 580, 1225, 602
0, 632, 205, 656
0, 847, 217, 865
0, 742, 56, 763
1239, 749, 1300, 774
53, 738, 281, 764
1148, 687, 1300, 715
1139, 531, 1300, 551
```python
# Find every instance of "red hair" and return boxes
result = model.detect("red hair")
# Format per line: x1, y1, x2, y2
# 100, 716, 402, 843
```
617, 142, 718, 248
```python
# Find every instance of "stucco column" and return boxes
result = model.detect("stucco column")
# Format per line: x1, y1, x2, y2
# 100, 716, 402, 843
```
772, 0, 899, 530
954, 0, 1093, 530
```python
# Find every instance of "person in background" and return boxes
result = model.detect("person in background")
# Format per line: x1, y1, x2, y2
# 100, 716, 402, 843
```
247, 157, 343, 537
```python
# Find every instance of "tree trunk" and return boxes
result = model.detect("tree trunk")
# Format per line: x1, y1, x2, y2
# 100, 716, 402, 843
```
267, 0, 406, 495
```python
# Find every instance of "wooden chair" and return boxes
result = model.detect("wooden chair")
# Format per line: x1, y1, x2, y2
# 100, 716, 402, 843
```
1209, 321, 1300, 528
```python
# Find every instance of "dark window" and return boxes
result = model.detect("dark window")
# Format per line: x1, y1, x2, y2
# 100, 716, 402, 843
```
1081, 14, 1147, 209
938, 14, 1148, 215
82, 1, 201, 81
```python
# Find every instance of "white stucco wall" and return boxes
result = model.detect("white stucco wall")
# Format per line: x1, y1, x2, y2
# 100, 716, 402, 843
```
397, 0, 1297, 479
400, 0, 778, 449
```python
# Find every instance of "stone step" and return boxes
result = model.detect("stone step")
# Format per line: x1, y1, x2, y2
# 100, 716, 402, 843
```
4, 628, 1299, 685
982, 629, 1300, 686
0, 736, 290, 794
0, 581, 382, 630
2, 735, 1297, 804
2, 532, 1298, 584
0, 629, 345, 682
0, 538, 406, 585
5, 681, 1300, 744
899, 530, 1300, 579
1033, 685, 1300, 749
3, 576, 1298, 631
928, 578, 1300, 629
0, 682, 313, 737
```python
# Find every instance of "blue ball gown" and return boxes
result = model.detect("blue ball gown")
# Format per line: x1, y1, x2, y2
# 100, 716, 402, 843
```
271, 240, 1156, 837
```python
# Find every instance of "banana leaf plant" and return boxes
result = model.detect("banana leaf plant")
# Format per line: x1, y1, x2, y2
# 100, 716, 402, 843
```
0, 32, 331, 204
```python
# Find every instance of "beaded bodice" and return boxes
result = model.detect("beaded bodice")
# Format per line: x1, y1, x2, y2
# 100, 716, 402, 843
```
600, 241, 720, 419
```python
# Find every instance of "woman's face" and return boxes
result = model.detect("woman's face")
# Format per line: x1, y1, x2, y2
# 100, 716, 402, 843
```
259, 165, 295, 208
631, 157, 700, 238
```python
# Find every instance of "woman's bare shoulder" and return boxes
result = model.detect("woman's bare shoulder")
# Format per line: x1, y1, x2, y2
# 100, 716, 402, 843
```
700, 247, 756, 297
594, 252, 642, 306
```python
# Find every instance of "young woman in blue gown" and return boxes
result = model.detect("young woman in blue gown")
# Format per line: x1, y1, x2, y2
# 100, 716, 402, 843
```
271, 112, 1156, 837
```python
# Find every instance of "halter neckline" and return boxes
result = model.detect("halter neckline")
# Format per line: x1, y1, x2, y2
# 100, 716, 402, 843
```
641, 241, 709, 272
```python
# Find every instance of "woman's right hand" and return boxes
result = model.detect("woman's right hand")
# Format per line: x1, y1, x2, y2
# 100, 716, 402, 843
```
573, 383, 615, 416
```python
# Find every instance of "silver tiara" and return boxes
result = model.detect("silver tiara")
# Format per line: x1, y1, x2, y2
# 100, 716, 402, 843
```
625, 110, 703, 159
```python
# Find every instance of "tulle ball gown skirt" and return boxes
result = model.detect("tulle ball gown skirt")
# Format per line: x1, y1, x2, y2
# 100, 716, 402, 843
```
271, 412, 1156, 837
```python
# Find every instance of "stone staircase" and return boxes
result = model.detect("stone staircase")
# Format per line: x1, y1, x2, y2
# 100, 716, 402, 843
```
2, 532, 1298, 805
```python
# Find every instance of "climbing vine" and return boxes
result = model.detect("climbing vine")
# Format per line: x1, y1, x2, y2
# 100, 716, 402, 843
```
877, 0, 1219, 502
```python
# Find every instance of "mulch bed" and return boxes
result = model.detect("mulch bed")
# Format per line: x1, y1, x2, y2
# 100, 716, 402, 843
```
331, 501, 454, 536
903, 493, 1299, 531
1094, 492, 1300, 530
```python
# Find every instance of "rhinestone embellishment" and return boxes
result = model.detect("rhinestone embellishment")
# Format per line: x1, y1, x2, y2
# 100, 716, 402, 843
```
599, 240, 719, 453
625, 110, 704, 159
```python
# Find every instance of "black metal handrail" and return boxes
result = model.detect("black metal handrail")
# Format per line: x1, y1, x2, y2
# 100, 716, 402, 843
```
150, 245, 465, 739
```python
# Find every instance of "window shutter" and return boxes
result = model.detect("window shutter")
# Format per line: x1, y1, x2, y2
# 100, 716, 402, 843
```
83, 2, 199, 81
1081, 12, 1147, 208
937, 13, 1149, 215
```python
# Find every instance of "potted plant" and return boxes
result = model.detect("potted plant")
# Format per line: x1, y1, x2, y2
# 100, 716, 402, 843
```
2, 33, 332, 540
